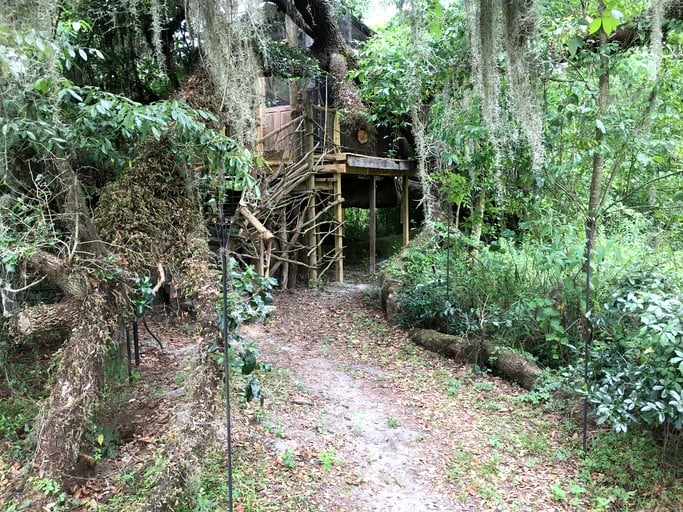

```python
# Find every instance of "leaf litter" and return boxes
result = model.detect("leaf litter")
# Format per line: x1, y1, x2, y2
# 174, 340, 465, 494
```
233, 276, 586, 511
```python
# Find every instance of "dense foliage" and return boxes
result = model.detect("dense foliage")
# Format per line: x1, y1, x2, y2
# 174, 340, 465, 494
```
364, 0, 683, 436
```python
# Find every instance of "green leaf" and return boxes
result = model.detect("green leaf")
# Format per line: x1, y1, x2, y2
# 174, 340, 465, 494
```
588, 18, 602, 34
245, 377, 262, 403
34, 77, 50, 93
595, 119, 606, 134
567, 36, 584, 57
601, 15, 619, 36
241, 349, 257, 375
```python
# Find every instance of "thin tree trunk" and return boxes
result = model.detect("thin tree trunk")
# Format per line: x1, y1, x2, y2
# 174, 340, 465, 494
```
471, 187, 486, 259
587, 19, 609, 250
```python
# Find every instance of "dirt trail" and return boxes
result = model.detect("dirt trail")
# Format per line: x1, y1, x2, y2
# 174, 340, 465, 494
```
5, 275, 582, 511
234, 278, 582, 511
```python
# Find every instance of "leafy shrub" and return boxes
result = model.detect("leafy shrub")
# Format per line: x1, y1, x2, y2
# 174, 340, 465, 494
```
588, 270, 683, 432
388, 222, 683, 436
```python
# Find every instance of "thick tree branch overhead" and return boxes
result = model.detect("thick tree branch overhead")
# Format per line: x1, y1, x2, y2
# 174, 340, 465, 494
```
270, 0, 367, 115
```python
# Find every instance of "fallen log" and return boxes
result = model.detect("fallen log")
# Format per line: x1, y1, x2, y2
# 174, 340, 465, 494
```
410, 328, 541, 389
8, 299, 81, 343
33, 292, 124, 479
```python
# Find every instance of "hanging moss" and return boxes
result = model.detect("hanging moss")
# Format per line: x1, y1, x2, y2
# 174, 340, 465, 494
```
502, 0, 545, 174
186, 0, 266, 147
465, 0, 507, 213
651, 0, 666, 79
465, 0, 545, 212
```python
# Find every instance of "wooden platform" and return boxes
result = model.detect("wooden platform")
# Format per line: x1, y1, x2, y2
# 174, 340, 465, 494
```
258, 104, 417, 284
316, 152, 415, 177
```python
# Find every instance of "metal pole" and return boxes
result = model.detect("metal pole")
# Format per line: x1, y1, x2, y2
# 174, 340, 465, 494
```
220, 222, 234, 512
583, 217, 596, 454
133, 319, 140, 367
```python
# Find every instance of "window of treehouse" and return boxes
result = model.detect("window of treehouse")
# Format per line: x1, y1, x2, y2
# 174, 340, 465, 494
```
265, 77, 290, 107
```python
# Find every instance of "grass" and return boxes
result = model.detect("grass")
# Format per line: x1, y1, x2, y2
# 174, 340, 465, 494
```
317, 448, 339, 471
577, 429, 683, 510
387, 416, 402, 428
280, 449, 297, 469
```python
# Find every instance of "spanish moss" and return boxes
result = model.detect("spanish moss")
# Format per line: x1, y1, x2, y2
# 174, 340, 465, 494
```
187, 0, 266, 149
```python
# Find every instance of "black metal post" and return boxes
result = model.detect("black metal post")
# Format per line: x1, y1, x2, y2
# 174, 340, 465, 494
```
220, 222, 234, 512
126, 327, 132, 381
583, 218, 596, 454
133, 318, 140, 367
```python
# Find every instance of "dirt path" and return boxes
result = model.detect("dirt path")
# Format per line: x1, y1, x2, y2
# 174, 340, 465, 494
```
0, 276, 587, 511
232, 278, 584, 511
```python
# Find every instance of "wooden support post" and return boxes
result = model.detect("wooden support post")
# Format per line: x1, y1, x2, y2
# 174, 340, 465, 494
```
333, 110, 341, 148
257, 238, 264, 276
402, 175, 410, 247
305, 103, 318, 285
264, 238, 273, 278
280, 209, 289, 289
369, 176, 377, 274
334, 173, 344, 283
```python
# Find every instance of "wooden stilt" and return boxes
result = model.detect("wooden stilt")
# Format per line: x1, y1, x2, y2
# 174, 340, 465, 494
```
280, 209, 289, 288
369, 176, 377, 274
334, 173, 344, 283
305, 103, 318, 285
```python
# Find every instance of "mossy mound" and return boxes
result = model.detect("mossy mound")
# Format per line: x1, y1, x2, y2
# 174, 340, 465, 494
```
94, 136, 213, 294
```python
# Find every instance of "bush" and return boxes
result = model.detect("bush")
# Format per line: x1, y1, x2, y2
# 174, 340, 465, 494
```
387, 224, 683, 432
588, 270, 683, 432
391, 227, 537, 337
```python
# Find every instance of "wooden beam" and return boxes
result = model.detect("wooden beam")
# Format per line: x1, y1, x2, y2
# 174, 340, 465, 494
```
318, 163, 346, 174
369, 176, 376, 275
346, 154, 413, 172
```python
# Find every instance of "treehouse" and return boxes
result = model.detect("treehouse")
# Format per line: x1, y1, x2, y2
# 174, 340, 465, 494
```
236, 8, 417, 287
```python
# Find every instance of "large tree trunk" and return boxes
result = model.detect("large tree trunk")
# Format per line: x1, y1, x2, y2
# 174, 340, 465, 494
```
33, 292, 124, 478
271, 0, 367, 115
410, 328, 541, 389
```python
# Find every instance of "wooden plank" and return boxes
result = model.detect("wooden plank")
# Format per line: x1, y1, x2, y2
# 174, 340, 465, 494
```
344, 167, 415, 177
346, 154, 413, 171
317, 163, 346, 174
